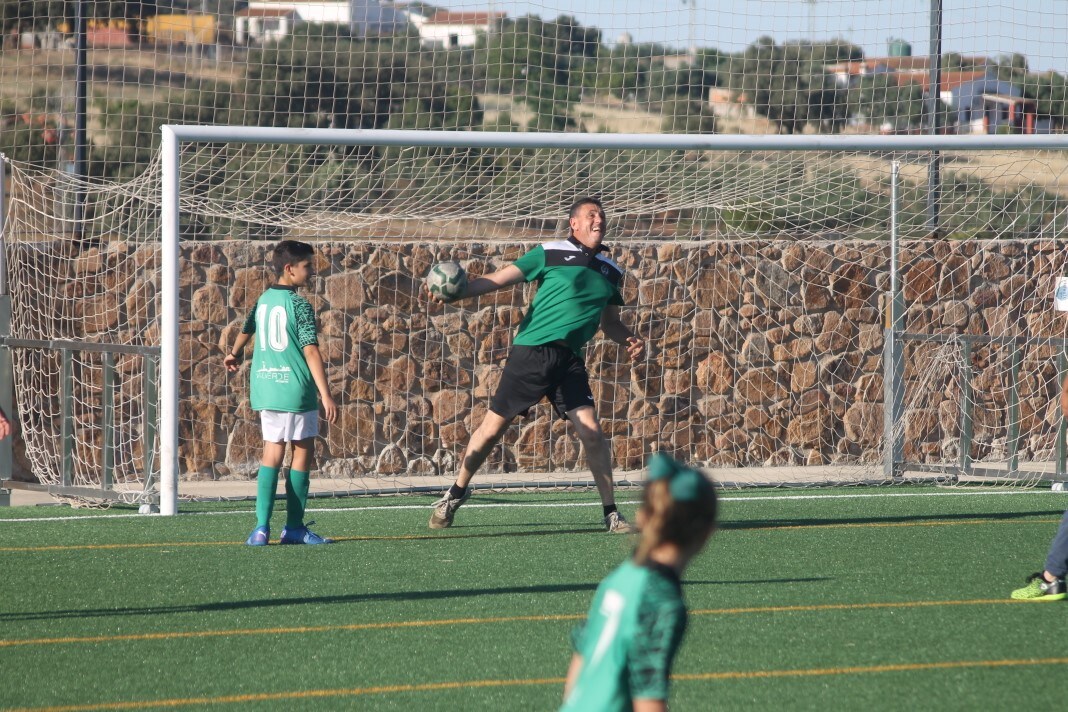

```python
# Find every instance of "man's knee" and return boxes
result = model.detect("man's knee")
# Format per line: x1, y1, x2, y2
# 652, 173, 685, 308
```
476, 411, 512, 442
571, 418, 606, 446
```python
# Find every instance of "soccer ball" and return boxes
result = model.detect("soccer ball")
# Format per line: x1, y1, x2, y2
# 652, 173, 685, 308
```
426, 261, 467, 302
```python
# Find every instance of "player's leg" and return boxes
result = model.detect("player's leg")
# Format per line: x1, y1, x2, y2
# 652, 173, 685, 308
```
1011, 509, 1068, 600
279, 413, 331, 545
247, 433, 285, 546
284, 438, 313, 529
429, 346, 547, 529
564, 406, 613, 502
429, 410, 514, 529
554, 352, 635, 533
565, 405, 634, 533
455, 410, 512, 488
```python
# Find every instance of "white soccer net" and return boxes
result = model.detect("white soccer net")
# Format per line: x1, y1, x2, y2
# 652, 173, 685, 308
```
3, 1, 1068, 506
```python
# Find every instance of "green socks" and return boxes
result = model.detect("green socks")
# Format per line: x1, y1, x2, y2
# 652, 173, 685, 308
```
285, 469, 310, 529
255, 466, 310, 529
255, 465, 280, 528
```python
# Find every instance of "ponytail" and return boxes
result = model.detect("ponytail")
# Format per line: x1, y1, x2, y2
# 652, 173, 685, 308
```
633, 453, 718, 566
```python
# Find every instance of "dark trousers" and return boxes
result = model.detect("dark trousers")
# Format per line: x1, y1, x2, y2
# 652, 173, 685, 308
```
1044, 508, 1068, 577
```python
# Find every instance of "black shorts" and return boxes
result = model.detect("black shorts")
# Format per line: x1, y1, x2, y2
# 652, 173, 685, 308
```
489, 344, 594, 420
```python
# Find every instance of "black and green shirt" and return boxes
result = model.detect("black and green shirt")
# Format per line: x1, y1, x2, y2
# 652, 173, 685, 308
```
512, 237, 625, 354
241, 285, 320, 413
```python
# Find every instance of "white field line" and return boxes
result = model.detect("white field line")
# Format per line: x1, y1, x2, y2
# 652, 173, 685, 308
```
0, 488, 1062, 523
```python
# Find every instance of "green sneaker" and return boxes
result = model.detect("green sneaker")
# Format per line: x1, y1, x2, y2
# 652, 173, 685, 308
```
1011, 573, 1067, 601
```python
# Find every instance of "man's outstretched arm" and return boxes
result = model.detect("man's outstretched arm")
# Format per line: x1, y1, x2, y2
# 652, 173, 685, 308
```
426, 265, 525, 304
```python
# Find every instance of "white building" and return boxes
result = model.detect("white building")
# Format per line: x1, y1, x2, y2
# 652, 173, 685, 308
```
235, 6, 303, 45
413, 10, 503, 49
234, 0, 407, 45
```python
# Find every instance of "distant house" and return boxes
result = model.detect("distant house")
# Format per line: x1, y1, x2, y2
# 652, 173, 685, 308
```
234, 0, 408, 45
660, 54, 694, 70
235, 7, 301, 45
974, 94, 1038, 134
950, 77, 1037, 134
410, 10, 503, 49
826, 56, 991, 89
708, 88, 755, 119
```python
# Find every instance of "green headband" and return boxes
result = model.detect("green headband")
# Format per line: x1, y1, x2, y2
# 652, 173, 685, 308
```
647, 453, 711, 502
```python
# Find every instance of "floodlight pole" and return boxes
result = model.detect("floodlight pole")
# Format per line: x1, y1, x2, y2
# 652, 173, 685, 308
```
925, 0, 943, 236
73, 0, 88, 242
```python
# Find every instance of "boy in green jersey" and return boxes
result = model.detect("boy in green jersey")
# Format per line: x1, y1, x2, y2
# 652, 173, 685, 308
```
425, 197, 645, 533
562, 454, 718, 712
224, 240, 338, 546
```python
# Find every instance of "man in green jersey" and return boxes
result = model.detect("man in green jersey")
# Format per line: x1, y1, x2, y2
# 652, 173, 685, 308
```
225, 240, 338, 546
426, 197, 645, 533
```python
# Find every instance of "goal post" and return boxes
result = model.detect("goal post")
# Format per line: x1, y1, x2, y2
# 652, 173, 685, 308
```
157, 127, 1068, 515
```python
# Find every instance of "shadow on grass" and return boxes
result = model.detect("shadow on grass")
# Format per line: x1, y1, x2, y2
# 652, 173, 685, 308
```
0, 577, 830, 623
343, 526, 609, 541
719, 509, 1061, 531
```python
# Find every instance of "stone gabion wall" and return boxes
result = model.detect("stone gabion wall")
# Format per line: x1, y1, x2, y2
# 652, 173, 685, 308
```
179, 238, 1067, 481
9, 238, 1068, 485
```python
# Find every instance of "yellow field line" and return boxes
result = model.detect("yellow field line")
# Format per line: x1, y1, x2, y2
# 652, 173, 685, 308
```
3, 677, 566, 712
0, 598, 1027, 649
0, 614, 584, 649
0, 516, 1060, 553
673, 656, 1068, 681
689, 597, 1024, 616
8, 658, 1068, 711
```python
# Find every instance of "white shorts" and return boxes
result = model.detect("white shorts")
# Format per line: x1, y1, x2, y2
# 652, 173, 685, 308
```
260, 410, 319, 443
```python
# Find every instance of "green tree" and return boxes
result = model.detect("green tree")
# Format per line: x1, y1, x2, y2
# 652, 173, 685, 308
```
728, 38, 858, 134
1023, 71, 1068, 131
386, 86, 483, 130
231, 29, 410, 130
0, 0, 73, 31
592, 50, 644, 100
847, 74, 924, 131
644, 64, 717, 105
477, 14, 599, 130
89, 80, 231, 179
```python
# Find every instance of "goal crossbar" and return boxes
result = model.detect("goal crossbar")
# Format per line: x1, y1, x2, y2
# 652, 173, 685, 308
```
159, 127, 1068, 515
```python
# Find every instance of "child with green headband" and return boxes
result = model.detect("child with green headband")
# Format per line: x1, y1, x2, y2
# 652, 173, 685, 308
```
561, 453, 718, 712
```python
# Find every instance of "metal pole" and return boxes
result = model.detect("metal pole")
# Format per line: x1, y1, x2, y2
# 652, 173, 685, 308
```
61, 349, 73, 487
73, 0, 88, 242
1007, 347, 1022, 474
0, 155, 10, 494
958, 340, 972, 481
102, 352, 114, 491
884, 161, 904, 480
0, 153, 6, 290
925, 0, 943, 236
160, 127, 180, 516
1059, 351, 1067, 478
689, 0, 698, 65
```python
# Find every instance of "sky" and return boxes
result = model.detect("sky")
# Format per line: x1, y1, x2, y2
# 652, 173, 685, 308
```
479, 0, 1068, 74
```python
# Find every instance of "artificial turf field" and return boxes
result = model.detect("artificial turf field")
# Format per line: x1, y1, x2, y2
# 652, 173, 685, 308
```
2, 487, 1068, 711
